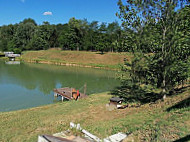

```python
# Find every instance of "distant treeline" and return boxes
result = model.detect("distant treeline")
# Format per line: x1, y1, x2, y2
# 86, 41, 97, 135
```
0, 18, 128, 54
0, 4, 190, 55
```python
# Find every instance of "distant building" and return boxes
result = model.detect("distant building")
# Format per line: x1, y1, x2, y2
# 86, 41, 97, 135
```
4, 52, 20, 61
4, 52, 14, 57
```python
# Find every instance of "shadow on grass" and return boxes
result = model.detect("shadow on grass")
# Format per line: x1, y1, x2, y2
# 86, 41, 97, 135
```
173, 135, 190, 142
96, 52, 106, 55
111, 85, 163, 104
168, 85, 190, 97
139, 92, 163, 104
111, 80, 189, 105
166, 96, 190, 112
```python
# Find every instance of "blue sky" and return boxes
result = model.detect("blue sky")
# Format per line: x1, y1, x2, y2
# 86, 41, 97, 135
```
0, 0, 121, 26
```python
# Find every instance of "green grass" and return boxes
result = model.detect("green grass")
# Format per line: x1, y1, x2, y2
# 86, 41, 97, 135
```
0, 57, 7, 60
0, 89, 189, 142
21, 49, 132, 70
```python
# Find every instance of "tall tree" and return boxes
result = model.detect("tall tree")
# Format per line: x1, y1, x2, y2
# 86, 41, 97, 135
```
13, 22, 36, 52
85, 21, 99, 51
37, 22, 57, 49
107, 21, 121, 52
68, 17, 88, 51
21, 18, 37, 26
116, 0, 190, 101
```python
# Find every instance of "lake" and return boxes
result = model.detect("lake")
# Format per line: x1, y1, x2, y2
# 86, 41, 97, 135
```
0, 61, 120, 112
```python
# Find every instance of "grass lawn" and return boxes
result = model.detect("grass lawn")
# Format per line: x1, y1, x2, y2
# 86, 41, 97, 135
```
21, 48, 133, 70
0, 88, 189, 142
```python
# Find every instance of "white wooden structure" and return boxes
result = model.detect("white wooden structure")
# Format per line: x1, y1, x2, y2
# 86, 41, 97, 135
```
7, 54, 20, 61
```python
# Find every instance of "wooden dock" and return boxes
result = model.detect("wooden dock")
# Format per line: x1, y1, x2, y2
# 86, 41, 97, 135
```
53, 87, 87, 101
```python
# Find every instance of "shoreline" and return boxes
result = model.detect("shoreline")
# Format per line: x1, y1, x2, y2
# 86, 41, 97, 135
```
23, 59, 120, 71
21, 49, 131, 70
1, 49, 131, 70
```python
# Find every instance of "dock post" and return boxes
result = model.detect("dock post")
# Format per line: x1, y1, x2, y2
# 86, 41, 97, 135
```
71, 88, 72, 98
62, 96, 64, 102
84, 83, 87, 95
54, 93, 58, 97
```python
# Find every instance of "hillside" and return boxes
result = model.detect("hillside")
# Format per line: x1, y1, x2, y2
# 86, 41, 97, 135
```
0, 88, 189, 142
21, 49, 132, 70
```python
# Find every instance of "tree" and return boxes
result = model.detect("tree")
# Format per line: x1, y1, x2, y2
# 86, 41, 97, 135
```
13, 22, 36, 51
68, 18, 88, 51
0, 39, 8, 51
20, 18, 37, 26
49, 28, 58, 48
107, 21, 121, 52
96, 34, 109, 54
37, 22, 57, 49
29, 35, 48, 50
0, 24, 16, 51
116, 0, 190, 101
84, 21, 99, 51
96, 23, 109, 54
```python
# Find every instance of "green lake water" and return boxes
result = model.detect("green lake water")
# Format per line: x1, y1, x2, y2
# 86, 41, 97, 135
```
0, 61, 120, 112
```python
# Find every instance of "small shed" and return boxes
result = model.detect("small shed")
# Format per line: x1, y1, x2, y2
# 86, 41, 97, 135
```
109, 97, 123, 107
4, 52, 14, 56
7, 54, 20, 61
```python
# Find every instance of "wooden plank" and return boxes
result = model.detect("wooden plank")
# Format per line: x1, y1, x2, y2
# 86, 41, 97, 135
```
53, 87, 88, 101
54, 89, 72, 100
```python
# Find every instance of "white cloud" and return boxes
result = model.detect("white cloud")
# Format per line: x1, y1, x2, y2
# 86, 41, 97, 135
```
43, 11, 53, 16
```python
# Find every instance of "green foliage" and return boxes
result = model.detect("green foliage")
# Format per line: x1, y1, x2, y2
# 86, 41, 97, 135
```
0, 39, 8, 51
20, 18, 37, 26
0, 17, 130, 53
114, 0, 190, 102
0, 89, 189, 141
13, 48, 22, 54
29, 35, 48, 50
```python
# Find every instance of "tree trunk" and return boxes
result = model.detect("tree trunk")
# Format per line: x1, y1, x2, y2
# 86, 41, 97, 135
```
163, 93, 166, 100
162, 27, 167, 100
77, 42, 79, 51
162, 86, 166, 100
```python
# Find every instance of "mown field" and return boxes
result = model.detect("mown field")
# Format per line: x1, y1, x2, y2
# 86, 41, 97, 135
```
21, 49, 132, 70
0, 88, 189, 142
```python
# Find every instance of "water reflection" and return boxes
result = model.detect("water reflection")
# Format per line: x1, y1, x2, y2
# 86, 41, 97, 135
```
0, 61, 120, 111
5, 61, 21, 65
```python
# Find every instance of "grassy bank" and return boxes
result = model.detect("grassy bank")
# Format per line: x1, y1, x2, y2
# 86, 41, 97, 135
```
0, 89, 189, 142
0, 52, 4, 56
21, 49, 132, 70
